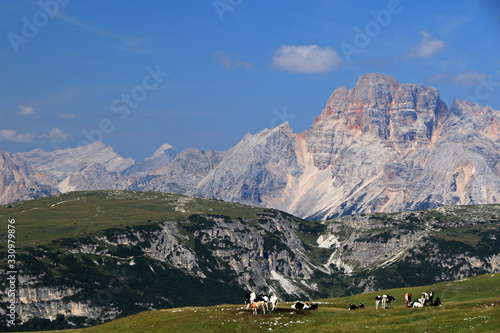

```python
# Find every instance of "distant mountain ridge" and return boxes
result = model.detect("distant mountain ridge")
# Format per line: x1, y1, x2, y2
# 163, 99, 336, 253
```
5, 73, 500, 219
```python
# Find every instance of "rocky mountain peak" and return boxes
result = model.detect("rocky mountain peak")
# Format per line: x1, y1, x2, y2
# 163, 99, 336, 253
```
2, 74, 499, 221
15, 141, 135, 182
310, 73, 448, 150
146, 143, 175, 161
447, 98, 500, 140
356, 72, 398, 87
121, 144, 177, 177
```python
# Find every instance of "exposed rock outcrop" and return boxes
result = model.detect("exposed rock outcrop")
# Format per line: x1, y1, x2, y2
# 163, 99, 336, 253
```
0, 149, 59, 205
4, 74, 500, 219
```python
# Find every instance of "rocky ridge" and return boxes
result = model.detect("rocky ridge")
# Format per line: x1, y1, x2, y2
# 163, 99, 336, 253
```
4, 74, 500, 219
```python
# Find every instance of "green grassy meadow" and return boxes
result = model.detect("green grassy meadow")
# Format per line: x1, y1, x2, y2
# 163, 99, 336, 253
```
0, 191, 272, 248
39, 273, 500, 333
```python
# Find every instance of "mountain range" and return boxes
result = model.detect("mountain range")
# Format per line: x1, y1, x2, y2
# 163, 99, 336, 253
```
3, 73, 500, 219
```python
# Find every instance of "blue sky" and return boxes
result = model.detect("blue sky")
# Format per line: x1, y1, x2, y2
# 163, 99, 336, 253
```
1, 0, 499, 161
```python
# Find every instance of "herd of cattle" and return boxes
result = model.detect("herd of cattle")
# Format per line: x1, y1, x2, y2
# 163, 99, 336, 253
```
244, 292, 279, 314
244, 290, 442, 314
358, 291, 442, 310
403, 291, 442, 308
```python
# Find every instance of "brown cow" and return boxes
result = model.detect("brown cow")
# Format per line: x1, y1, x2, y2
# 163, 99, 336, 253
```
405, 293, 412, 309
249, 301, 266, 315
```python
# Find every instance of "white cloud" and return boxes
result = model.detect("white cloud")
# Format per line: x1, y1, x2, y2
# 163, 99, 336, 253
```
45, 128, 69, 144
213, 51, 253, 71
407, 31, 447, 59
0, 130, 35, 143
18, 105, 36, 116
452, 71, 487, 86
272, 44, 342, 73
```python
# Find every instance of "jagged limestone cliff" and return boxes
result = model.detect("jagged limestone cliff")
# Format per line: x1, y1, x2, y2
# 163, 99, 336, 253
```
6, 74, 499, 220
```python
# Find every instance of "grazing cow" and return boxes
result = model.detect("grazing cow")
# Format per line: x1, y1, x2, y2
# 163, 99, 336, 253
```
386, 295, 395, 308
245, 292, 256, 308
256, 294, 270, 302
404, 293, 412, 309
376, 295, 395, 309
256, 294, 270, 311
421, 291, 434, 304
249, 301, 266, 315
309, 303, 319, 310
269, 296, 278, 311
429, 297, 442, 306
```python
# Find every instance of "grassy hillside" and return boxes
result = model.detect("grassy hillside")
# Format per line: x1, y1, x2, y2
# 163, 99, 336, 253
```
37, 273, 500, 333
1, 191, 498, 331
0, 191, 281, 248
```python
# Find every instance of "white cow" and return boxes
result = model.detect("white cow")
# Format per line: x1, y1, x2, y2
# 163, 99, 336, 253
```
269, 296, 278, 311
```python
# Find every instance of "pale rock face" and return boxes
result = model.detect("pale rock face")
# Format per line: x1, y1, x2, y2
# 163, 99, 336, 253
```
16, 286, 104, 323
57, 162, 130, 192
222, 73, 500, 219
195, 122, 302, 205
127, 148, 225, 194
0, 149, 59, 205
15, 141, 135, 182
132, 74, 499, 220
3, 74, 500, 220
121, 143, 176, 177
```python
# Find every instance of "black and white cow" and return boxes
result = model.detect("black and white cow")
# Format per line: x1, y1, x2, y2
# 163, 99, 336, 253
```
244, 292, 256, 308
386, 295, 396, 308
349, 303, 365, 310
375, 295, 395, 309
421, 291, 434, 304
409, 300, 424, 308
256, 294, 270, 311
291, 301, 318, 310
292, 301, 309, 310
